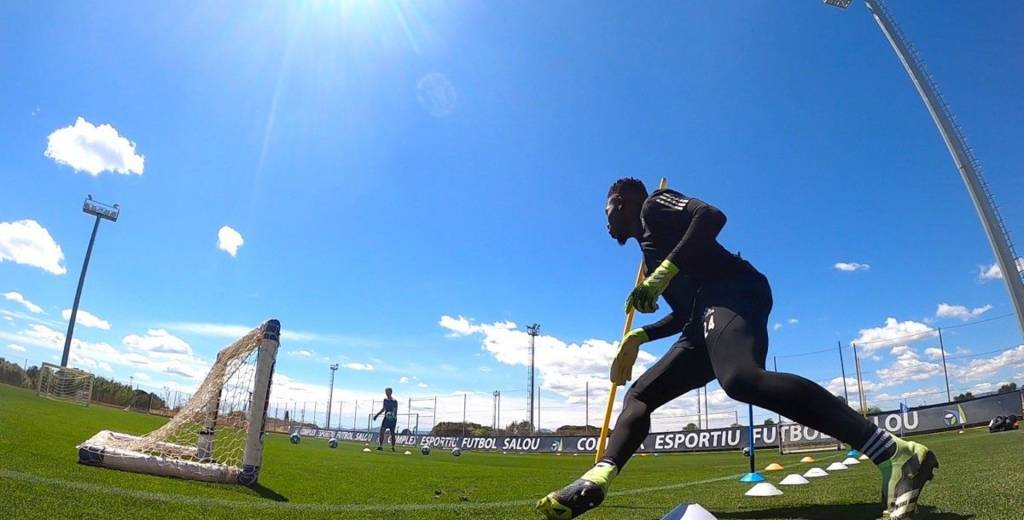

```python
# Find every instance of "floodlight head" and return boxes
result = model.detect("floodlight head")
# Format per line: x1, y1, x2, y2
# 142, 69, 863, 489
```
329, 363, 339, 371
83, 196, 120, 222
824, 0, 852, 8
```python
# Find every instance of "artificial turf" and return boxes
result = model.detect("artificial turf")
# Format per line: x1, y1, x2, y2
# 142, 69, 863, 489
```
0, 383, 1020, 519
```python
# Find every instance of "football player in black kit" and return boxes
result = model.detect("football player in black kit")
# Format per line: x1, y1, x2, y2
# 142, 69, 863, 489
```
537, 178, 937, 520
374, 387, 399, 452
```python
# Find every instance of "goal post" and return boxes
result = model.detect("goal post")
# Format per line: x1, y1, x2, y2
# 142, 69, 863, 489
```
37, 362, 94, 406
77, 319, 280, 485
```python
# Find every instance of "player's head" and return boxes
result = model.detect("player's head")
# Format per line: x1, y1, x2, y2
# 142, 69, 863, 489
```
385, 387, 393, 398
606, 177, 648, 245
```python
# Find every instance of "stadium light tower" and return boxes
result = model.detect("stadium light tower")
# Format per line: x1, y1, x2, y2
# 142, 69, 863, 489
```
825, 0, 1024, 336
61, 196, 119, 367
526, 323, 540, 432
326, 363, 339, 429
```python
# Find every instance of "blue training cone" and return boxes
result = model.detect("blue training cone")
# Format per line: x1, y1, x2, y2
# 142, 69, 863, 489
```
739, 472, 766, 483
847, 449, 860, 458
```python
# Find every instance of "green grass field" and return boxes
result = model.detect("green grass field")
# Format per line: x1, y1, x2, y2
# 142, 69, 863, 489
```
1, 384, 1021, 519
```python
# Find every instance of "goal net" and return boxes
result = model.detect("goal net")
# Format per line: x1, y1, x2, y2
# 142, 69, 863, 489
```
37, 362, 94, 406
778, 422, 843, 454
77, 319, 280, 485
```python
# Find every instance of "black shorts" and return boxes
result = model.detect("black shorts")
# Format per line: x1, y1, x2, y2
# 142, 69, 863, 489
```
381, 418, 397, 433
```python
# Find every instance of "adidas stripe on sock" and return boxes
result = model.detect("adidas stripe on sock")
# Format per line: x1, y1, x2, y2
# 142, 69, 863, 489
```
860, 425, 896, 465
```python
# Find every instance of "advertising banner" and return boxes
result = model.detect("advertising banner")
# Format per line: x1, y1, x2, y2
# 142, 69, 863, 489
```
295, 391, 1022, 454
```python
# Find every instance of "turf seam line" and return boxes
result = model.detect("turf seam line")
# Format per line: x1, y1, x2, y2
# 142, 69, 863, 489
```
0, 468, 737, 512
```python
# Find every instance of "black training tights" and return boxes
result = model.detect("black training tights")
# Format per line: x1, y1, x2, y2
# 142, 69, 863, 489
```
603, 273, 876, 469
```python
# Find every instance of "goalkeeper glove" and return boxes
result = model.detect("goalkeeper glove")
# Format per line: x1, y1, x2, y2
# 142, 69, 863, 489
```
625, 260, 679, 314
610, 328, 649, 385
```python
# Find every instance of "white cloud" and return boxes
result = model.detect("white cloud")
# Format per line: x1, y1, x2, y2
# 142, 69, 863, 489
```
0, 323, 166, 378
61, 309, 111, 330
936, 303, 992, 322
787, 318, 799, 325
217, 226, 244, 257
924, 347, 944, 360
122, 329, 193, 356
0, 220, 66, 275
439, 314, 656, 403
6, 344, 26, 353
160, 321, 361, 345
289, 349, 313, 358
978, 258, 1024, 282
963, 381, 1012, 395
852, 317, 936, 353
44, 117, 144, 176
399, 376, 411, 384
3, 292, 43, 314
954, 345, 1024, 382
874, 387, 942, 404
875, 346, 944, 384
834, 262, 870, 272
132, 371, 152, 382
772, 323, 783, 331
417, 382, 428, 388
21, 323, 64, 347
344, 363, 374, 372
479, 366, 492, 373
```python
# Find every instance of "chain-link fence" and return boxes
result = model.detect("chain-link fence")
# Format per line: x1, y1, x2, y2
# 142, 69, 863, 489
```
3, 312, 1020, 436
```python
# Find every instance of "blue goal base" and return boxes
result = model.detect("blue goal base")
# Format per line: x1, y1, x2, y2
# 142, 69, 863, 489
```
739, 472, 765, 483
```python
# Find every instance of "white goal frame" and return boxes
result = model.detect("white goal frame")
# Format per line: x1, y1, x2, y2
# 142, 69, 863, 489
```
77, 319, 280, 485
777, 422, 843, 455
37, 362, 94, 406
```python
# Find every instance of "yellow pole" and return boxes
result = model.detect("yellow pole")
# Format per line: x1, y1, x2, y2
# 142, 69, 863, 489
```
595, 177, 666, 463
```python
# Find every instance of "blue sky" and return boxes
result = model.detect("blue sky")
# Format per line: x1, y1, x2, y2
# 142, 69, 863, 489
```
1, 1, 1022, 431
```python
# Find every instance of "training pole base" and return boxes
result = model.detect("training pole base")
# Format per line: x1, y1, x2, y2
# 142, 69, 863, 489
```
739, 472, 766, 483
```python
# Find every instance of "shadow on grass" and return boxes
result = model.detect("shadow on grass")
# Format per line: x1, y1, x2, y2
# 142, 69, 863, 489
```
249, 483, 288, 502
714, 502, 972, 520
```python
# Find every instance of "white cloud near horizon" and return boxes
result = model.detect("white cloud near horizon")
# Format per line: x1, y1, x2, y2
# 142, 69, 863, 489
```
61, 308, 111, 330
217, 226, 244, 257
3, 292, 43, 314
439, 315, 656, 404
834, 262, 870, 272
45, 117, 144, 176
955, 345, 1024, 382
0, 220, 66, 275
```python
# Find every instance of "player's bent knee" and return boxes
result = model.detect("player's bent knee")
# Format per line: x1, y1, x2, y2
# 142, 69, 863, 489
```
622, 387, 654, 417
718, 372, 762, 403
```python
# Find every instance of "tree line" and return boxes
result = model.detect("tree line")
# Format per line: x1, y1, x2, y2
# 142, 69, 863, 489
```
0, 357, 165, 410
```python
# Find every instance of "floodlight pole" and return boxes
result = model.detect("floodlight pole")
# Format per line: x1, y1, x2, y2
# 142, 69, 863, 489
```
526, 323, 540, 432
326, 364, 339, 429
826, 0, 1024, 337
61, 196, 119, 367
